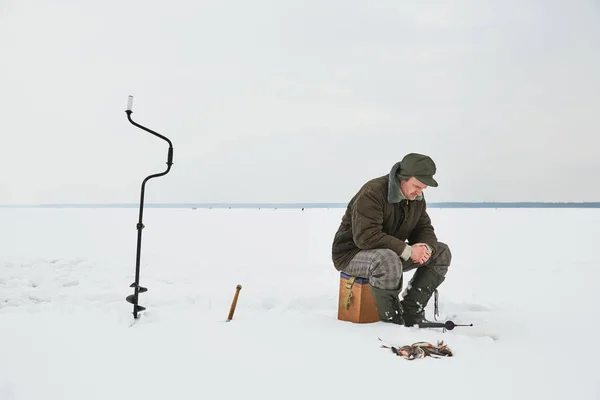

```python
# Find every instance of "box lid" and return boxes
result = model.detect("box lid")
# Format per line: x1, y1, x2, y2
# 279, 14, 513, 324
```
340, 271, 370, 285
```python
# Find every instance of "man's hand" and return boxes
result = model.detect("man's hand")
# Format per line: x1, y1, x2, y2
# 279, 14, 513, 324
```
410, 243, 431, 264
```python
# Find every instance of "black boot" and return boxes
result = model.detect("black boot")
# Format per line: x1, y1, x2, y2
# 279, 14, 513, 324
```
400, 267, 445, 327
370, 285, 404, 325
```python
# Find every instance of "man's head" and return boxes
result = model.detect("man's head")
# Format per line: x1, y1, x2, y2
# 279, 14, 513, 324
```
400, 177, 428, 200
397, 153, 438, 200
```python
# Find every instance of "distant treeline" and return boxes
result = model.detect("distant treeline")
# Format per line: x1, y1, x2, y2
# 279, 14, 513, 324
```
2, 202, 600, 209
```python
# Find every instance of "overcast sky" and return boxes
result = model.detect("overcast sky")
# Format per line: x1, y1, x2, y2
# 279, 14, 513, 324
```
1, 0, 599, 204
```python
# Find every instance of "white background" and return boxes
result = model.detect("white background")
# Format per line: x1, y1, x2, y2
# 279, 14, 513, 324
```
1, 0, 599, 204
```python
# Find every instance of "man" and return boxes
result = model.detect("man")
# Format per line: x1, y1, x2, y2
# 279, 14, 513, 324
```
331, 153, 451, 326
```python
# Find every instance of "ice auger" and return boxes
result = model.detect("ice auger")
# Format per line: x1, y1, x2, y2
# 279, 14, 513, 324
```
124, 95, 174, 319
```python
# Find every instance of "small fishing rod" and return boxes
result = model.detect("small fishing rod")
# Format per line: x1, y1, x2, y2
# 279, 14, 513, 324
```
419, 320, 473, 331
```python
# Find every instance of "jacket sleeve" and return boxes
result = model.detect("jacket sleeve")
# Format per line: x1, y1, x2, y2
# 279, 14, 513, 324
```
408, 201, 438, 253
351, 187, 408, 258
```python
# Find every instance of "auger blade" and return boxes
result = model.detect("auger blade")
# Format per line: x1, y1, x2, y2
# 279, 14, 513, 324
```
135, 305, 146, 312
129, 283, 148, 292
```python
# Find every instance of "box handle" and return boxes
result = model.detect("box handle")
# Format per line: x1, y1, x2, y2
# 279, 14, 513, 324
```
342, 276, 357, 311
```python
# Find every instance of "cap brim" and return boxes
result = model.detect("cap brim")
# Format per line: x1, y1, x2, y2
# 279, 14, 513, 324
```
416, 176, 438, 187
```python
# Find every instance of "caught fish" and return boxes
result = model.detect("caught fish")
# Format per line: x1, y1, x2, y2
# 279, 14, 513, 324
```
379, 338, 453, 360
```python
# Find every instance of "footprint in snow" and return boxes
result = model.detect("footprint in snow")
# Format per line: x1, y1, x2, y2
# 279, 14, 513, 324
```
260, 298, 277, 310
441, 302, 492, 313
27, 295, 50, 304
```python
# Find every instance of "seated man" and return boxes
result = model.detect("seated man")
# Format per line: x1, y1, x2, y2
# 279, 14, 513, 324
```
331, 153, 451, 326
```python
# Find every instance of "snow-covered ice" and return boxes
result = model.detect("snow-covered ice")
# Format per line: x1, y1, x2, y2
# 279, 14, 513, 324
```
0, 207, 599, 400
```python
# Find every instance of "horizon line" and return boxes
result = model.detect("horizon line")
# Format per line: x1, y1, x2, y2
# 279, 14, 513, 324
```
1, 201, 600, 209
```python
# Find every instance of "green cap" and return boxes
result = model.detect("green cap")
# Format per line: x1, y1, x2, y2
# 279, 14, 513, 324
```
397, 153, 438, 187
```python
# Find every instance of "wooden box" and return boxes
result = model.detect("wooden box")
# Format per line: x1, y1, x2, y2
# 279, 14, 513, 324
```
337, 272, 380, 323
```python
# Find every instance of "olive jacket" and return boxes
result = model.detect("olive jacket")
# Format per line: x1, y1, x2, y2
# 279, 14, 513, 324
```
331, 164, 438, 271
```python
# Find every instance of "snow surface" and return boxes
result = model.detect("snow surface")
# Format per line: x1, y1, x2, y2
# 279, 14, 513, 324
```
0, 207, 599, 400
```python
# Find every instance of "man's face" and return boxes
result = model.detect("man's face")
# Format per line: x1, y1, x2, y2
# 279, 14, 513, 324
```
400, 177, 428, 200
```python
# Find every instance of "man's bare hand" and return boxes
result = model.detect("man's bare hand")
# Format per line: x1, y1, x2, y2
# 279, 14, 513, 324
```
410, 243, 431, 264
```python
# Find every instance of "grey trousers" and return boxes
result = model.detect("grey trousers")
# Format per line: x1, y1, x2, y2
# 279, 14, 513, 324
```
341, 242, 451, 290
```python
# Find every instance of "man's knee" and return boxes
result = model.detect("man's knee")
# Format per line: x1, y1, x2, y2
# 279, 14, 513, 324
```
435, 242, 452, 264
370, 249, 402, 289
432, 242, 451, 277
